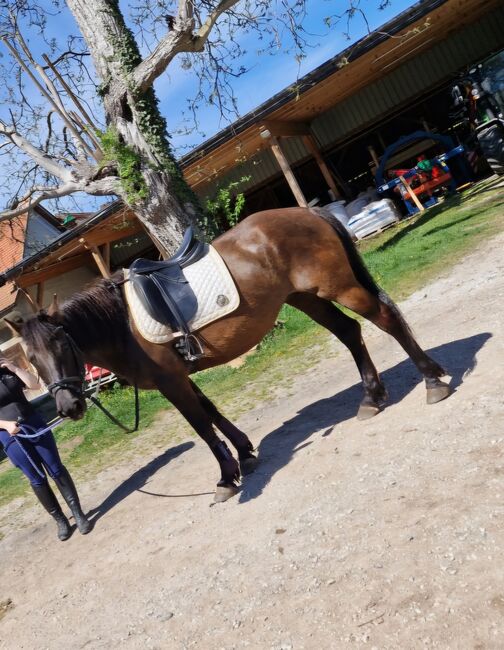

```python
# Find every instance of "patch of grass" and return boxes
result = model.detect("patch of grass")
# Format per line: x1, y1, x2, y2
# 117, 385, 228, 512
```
0, 462, 31, 508
360, 183, 504, 298
1, 179, 502, 506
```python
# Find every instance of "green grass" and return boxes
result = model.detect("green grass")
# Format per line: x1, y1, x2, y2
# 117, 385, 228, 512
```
1, 177, 502, 508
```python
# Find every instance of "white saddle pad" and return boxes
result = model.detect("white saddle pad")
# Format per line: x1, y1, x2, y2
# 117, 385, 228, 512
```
124, 244, 240, 344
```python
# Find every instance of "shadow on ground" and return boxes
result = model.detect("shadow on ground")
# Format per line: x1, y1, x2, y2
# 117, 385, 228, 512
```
239, 332, 491, 504
87, 441, 195, 523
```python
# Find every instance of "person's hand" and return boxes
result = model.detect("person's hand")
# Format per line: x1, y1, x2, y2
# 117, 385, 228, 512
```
0, 360, 18, 374
5, 421, 20, 436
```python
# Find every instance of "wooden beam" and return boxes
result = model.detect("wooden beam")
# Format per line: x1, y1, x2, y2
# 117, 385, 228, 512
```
302, 134, 341, 199
90, 245, 111, 278
269, 136, 308, 207
76, 222, 142, 248
262, 120, 311, 137
101, 242, 110, 270
399, 175, 425, 212
17, 253, 94, 288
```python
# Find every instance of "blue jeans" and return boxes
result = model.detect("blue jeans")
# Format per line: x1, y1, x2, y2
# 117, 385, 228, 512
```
0, 413, 65, 487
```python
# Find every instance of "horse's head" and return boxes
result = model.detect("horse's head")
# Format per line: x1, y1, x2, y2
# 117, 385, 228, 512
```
6, 299, 87, 420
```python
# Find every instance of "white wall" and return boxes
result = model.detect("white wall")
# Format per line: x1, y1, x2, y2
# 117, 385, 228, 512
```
27, 264, 99, 309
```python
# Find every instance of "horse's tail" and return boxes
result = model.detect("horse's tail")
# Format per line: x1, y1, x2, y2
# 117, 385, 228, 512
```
310, 207, 414, 332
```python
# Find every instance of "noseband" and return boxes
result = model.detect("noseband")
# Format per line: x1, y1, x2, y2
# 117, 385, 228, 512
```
42, 323, 140, 433
46, 327, 85, 398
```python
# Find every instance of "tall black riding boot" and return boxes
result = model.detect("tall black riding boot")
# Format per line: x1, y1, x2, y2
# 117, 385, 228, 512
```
54, 466, 92, 535
31, 482, 72, 541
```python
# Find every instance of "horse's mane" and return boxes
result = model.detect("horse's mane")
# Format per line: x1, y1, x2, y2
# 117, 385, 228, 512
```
22, 273, 128, 352
60, 273, 127, 348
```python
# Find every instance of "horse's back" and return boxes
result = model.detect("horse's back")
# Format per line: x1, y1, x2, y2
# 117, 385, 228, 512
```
213, 207, 345, 260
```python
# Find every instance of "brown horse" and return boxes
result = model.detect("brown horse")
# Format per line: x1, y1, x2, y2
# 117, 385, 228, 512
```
10, 207, 450, 501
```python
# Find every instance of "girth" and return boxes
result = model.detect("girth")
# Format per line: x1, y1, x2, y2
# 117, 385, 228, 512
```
128, 227, 207, 360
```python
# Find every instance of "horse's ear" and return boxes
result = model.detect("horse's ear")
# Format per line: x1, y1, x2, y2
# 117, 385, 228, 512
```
3, 317, 23, 335
47, 294, 59, 316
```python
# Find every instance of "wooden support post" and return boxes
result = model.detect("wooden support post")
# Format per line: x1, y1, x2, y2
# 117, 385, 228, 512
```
367, 145, 380, 168
302, 134, 342, 199
35, 283, 44, 309
101, 242, 110, 270
399, 175, 425, 212
90, 245, 111, 278
269, 136, 308, 207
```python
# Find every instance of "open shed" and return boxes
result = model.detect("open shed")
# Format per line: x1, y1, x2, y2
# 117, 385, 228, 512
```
180, 0, 504, 211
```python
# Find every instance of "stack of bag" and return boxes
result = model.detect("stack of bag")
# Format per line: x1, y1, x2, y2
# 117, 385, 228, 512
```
324, 187, 401, 240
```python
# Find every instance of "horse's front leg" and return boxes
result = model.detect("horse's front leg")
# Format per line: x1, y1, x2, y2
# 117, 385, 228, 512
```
157, 376, 240, 502
189, 380, 258, 475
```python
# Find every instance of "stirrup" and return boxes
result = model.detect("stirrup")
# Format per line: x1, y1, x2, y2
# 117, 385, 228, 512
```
175, 334, 204, 362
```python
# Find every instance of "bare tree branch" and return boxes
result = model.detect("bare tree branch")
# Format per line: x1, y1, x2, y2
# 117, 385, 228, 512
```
0, 176, 120, 221
133, 0, 239, 92
2, 36, 100, 162
0, 120, 72, 181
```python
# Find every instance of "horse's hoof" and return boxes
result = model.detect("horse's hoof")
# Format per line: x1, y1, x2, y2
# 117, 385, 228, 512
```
240, 456, 259, 475
357, 404, 381, 420
214, 484, 239, 503
426, 381, 451, 404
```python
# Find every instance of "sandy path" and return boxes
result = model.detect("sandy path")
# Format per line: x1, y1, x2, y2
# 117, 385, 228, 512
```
1, 231, 503, 650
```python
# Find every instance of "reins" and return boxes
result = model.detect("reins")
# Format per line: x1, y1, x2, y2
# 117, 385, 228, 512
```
46, 326, 140, 434
88, 384, 140, 434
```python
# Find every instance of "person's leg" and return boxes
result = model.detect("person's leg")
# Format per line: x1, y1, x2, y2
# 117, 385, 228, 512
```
0, 429, 71, 541
23, 416, 92, 535
52, 467, 92, 534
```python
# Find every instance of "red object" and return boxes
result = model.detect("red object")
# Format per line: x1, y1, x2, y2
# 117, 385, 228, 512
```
401, 172, 453, 199
84, 364, 112, 382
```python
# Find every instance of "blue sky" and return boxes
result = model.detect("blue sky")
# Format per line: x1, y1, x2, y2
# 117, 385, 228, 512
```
155, 0, 418, 154
0, 0, 418, 211
28, 0, 418, 155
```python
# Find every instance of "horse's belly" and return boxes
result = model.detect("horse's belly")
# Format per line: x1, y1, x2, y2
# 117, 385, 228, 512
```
193, 304, 280, 371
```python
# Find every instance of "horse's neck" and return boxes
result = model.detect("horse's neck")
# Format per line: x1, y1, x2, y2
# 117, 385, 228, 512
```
62, 306, 120, 365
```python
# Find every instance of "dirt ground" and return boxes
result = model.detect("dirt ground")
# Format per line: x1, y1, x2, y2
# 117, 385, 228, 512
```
1, 229, 504, 650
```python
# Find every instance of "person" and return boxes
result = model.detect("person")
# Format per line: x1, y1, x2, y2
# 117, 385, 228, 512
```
0, 357, 91, 540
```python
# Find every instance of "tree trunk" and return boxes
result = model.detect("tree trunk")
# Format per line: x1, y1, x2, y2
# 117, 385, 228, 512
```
66, 0, 199, 256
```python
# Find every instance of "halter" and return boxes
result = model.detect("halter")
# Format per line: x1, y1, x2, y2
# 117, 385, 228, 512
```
42, 323, 140, 434
45, 327, 86, 398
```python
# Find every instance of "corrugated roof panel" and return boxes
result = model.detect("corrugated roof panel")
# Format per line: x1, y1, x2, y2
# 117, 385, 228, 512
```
196, 148, 282, 200
283, 137, 308, 164
313, 7, 504, 145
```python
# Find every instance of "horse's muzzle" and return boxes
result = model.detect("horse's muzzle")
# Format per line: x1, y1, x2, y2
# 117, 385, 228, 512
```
57, 394, 87, 420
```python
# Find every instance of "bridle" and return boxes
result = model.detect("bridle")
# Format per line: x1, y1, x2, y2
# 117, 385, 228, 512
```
46, 326, 86, 399
43, 323, 140, 434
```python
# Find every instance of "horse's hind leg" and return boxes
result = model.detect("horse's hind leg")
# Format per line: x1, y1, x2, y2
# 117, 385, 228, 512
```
337, 287, 451, 404
189, 380, 258, 474
286, 293, 387, 419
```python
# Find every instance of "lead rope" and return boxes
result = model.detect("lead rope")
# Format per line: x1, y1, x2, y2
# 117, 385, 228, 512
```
13, 380, 139, 481
14, 420, 67, 479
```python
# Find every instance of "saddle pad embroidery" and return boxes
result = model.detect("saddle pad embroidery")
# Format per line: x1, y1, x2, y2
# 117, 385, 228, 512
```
124, 245, 240, 344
